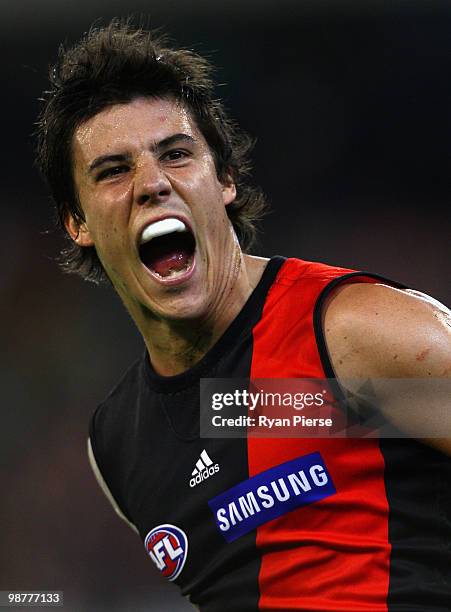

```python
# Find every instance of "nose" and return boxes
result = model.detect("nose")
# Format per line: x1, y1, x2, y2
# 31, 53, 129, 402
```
134, 153, 172, 206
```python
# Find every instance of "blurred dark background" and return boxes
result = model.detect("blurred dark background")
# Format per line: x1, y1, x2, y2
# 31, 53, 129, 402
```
1, 1, 450, 610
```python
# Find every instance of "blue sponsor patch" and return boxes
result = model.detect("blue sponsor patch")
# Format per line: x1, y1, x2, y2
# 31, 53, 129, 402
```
208, 451, 335, 543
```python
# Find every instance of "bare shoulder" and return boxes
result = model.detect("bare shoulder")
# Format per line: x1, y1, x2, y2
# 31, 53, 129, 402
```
322, 282, 451, 379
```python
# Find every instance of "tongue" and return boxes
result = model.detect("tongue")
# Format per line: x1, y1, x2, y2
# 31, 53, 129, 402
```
151, 250, 191, 277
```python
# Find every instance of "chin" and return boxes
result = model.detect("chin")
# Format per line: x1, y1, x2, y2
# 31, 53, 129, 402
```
133, 283, 210, 323
159, 295, 211, 323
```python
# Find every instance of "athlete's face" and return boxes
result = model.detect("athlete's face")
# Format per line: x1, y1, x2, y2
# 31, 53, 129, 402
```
68, 97, 237, 323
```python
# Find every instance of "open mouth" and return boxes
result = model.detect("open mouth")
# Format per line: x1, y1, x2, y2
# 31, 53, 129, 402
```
139, 218, 196, 280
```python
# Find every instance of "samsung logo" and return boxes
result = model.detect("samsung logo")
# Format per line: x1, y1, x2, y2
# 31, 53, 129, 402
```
209, 452, 336, 542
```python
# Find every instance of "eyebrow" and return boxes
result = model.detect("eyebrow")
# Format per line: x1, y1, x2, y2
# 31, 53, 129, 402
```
87, 133, 198, 174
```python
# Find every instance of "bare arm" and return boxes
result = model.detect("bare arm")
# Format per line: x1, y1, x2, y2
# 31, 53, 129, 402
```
323, 282, 451, 454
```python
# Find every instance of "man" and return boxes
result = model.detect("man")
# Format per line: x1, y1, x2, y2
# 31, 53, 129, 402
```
36, 20, 450, 612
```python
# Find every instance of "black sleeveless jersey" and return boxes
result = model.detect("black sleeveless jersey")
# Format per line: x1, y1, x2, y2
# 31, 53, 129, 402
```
89, 257, 451, 612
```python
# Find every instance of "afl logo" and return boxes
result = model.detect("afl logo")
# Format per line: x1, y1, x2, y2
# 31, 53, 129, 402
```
144, 524, 188, 581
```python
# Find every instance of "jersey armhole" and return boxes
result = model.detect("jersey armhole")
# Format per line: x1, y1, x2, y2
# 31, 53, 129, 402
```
313, 271, 407, 378
312, 271, 407, 415
87, 437, 139, 535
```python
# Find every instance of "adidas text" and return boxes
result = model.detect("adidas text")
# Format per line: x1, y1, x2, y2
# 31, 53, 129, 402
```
190, 449, 220, 488
190, 464, 220, 488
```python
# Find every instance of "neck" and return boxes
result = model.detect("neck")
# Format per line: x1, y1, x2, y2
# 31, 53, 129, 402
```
140, 254, 268, 376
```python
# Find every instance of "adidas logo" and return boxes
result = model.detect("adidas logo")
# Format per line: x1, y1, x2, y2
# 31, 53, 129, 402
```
189, 449, 220, 488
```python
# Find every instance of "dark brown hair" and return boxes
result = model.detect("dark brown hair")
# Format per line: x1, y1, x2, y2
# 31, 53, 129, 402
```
36, 19, 268, 283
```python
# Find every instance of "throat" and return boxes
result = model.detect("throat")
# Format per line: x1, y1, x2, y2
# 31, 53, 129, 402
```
147, 324, 215, 376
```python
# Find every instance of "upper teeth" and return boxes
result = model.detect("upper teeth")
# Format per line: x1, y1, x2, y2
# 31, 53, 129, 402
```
140, 218, 187, 244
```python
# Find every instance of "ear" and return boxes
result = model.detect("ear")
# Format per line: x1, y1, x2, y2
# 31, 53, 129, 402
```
64, 212, 94, 247
221, 170, 237, 207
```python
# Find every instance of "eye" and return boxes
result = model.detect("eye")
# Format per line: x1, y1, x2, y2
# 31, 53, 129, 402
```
161, 149, 190, 163
96, 165, 129, 181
